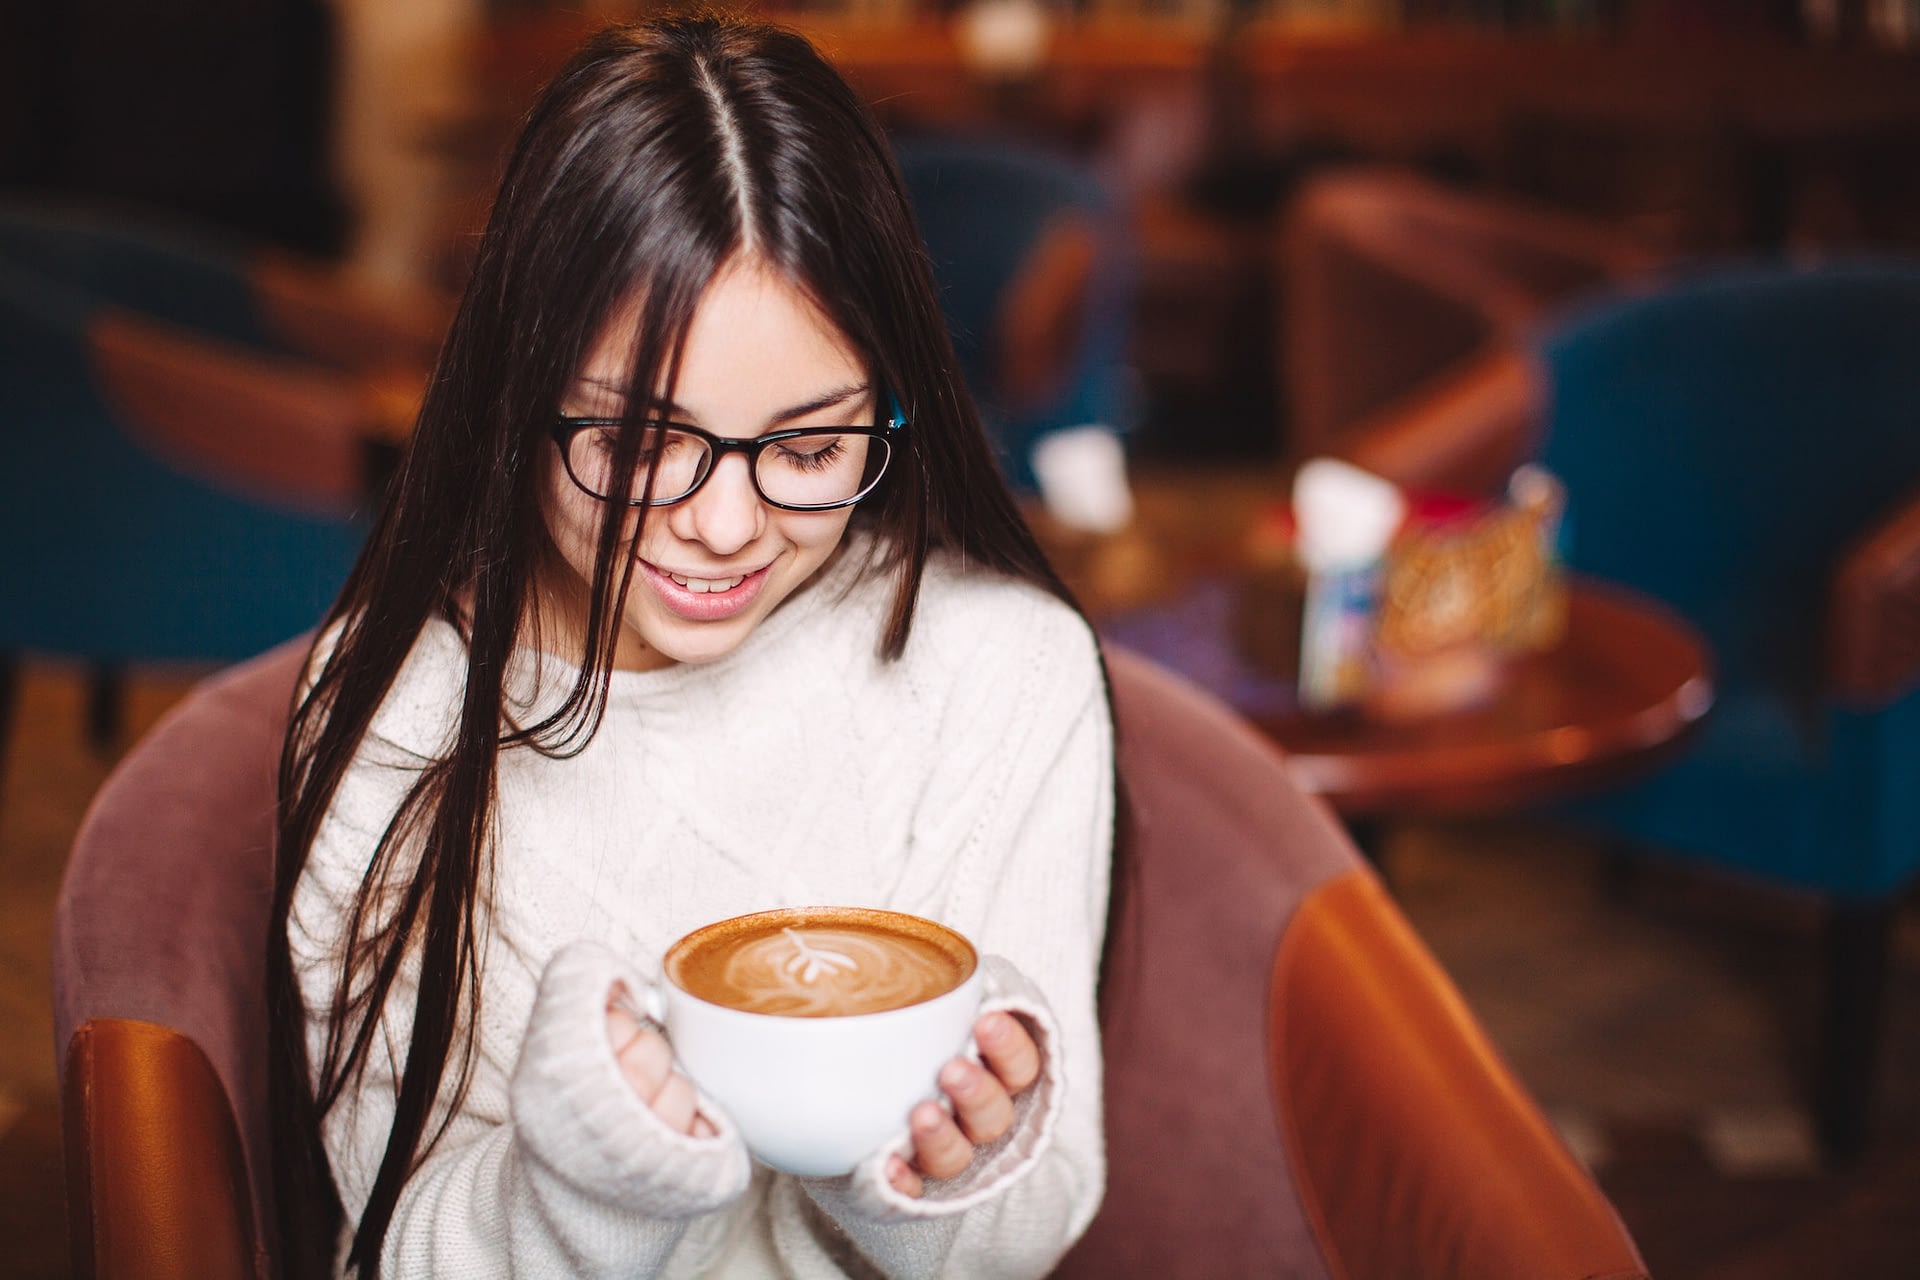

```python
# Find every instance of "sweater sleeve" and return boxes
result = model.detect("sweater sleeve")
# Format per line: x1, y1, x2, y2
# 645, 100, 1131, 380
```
783, 594, 1114, 1278
287, 720, 754, 1277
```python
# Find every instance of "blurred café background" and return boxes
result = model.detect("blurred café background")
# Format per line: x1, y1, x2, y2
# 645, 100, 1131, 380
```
4, 0, 1920, 1275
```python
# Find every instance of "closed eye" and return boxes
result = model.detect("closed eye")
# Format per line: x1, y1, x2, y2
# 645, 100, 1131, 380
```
774, 436, 848, 471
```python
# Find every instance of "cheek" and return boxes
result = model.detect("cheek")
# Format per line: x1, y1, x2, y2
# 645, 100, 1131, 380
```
542, 482, 592, 574
545, 476, 640, 582
782, 509, 857, 558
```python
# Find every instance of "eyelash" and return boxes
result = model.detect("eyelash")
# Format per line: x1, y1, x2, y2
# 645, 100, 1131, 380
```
589, 427, 847, 466
777, 438, 845, 471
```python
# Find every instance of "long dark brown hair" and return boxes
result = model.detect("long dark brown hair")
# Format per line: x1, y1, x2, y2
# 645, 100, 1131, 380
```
266, 13, 1118, 1278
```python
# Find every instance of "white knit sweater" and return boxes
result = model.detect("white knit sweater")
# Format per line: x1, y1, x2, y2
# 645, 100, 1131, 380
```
287, 540, 1114, 1278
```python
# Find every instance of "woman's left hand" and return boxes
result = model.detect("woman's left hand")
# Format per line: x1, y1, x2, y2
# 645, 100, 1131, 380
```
886, 1011, 1041, 1197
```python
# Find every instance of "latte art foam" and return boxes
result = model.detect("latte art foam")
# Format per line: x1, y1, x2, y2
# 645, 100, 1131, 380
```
666, 908, 975, 1018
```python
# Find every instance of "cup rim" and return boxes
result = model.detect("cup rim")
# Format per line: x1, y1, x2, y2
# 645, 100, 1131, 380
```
663, 905, 979, 1018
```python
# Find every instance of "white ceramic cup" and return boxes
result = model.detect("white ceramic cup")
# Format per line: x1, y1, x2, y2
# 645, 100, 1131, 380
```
639, 906, 984, 1177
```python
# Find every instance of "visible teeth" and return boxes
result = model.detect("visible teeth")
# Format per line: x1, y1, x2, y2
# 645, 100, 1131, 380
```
669, 572, 745, 593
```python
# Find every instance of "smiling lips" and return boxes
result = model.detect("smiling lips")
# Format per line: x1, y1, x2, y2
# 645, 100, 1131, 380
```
644, 560, 770, 621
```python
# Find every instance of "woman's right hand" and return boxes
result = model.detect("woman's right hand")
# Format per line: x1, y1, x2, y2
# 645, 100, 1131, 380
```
607, 983, 716, 1137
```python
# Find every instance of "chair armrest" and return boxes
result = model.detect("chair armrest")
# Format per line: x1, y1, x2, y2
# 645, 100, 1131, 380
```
996, 211, 1099, 416
1828, 485, 1920, 707
63, 1019, 257, 1280
1281, 168, 1657, 461
1330, 345, 1545, 497
1286, 169, 1661, 330
249, 251, 451, 375
89, 308, 376, 513
1271, 871, 1647, 1280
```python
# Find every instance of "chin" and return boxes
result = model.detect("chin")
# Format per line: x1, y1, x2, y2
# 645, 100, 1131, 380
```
626, 616, 756, 670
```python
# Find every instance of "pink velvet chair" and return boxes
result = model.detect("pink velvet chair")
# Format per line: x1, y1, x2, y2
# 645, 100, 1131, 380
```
54, 640, 1647, 1279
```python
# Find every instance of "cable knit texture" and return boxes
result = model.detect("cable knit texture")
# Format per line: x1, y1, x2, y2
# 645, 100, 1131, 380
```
286, 539, 1113, 1277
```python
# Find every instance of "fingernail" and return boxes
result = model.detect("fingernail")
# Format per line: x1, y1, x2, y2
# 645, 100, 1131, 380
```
913, 1105, 944, 1134
941, 1061, 973, 1094
977, 1013, 1008, 1043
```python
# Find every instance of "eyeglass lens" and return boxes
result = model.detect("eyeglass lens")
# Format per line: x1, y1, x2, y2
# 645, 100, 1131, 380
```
567, 426, 888, 508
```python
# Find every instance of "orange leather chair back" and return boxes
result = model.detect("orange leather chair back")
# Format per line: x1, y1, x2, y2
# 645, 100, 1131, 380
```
54, 640, 306, 1278
63, 1021, 255, 1280
1057, 647, 1647, 1279
1275, 872, 1646, 1280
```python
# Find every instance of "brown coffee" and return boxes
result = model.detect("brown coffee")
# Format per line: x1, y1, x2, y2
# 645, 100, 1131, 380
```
665, 907, 976, 1018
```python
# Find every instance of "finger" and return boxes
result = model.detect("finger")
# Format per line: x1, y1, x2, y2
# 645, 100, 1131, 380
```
606, 1014, 674, 1102
975, 1012, 1041, 1095
691, 1113, 718, 1140
908, 1100, 973, 1181
649, 1070, 703, 1135
605, 1000, 646, 1054
886, 1154, 925, 1198
940, 1057, 1014, 1148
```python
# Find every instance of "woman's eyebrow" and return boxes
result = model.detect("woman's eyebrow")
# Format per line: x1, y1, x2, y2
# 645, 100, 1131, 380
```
569, 376, 634, 409
769, 382, 870, 425
569, 380, 871, 422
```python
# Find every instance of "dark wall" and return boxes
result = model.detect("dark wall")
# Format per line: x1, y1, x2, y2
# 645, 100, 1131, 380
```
0, 0, 347, 256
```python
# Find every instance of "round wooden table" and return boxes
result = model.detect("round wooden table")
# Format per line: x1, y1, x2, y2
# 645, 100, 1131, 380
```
1098, 575, 1714, 819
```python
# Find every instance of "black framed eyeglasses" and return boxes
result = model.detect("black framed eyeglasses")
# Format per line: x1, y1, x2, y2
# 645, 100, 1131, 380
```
551, 398, 905, 512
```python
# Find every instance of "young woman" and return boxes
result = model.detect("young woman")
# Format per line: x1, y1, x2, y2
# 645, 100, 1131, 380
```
267, 14, 1115, 1278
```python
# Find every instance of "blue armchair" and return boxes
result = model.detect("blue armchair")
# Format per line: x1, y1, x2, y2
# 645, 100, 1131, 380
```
1534, 262, 1920, 1160
0, 200, 440, 759
892, 136, 1135, 493
0, 259, 369, 763
1337, 258, 1920, 1162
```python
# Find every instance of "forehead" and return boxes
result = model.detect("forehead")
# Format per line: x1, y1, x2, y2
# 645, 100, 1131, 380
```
575, 257, 866, 417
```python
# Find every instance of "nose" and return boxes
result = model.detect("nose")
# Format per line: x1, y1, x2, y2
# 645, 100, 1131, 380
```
669, 451, 764, 555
